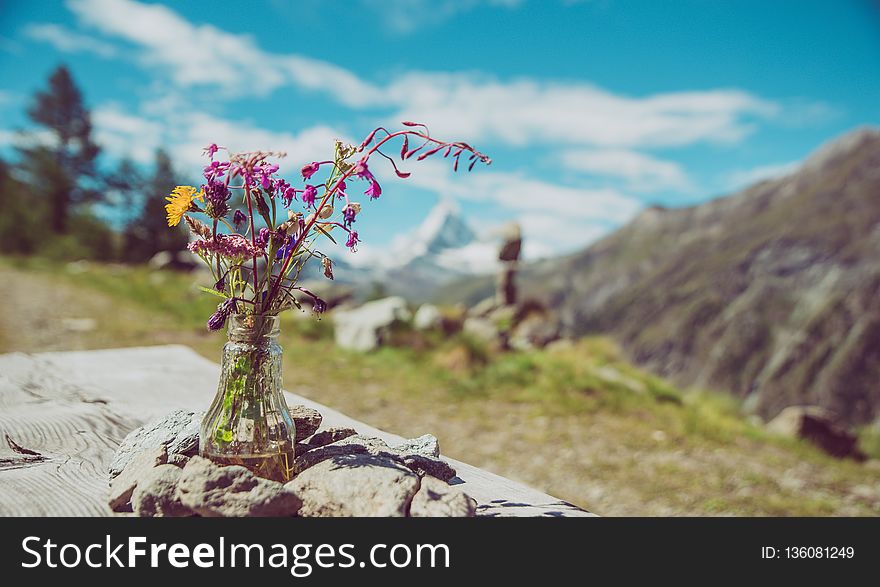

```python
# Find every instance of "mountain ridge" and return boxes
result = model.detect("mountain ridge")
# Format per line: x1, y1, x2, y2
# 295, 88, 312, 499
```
442, 127, 880, 426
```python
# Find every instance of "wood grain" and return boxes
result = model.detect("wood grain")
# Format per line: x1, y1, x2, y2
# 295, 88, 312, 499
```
0, 345, 594, 517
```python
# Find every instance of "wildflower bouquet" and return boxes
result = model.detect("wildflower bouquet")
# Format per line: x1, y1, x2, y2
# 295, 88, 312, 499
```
167, 123, 490, 481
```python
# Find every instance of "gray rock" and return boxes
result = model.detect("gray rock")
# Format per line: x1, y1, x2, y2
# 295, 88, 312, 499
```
291, 443, 370, 476
413, 304, 443, 330
766, 406, 866, 461
409, 476, 476, 517
293, 434, 455, 481
287, 453, 420, 517
132, 464, 194, 517
463, 317, 498, 342
332, 296, 411, 351
304, 427, 357, 449
108, 445, 167, 512
177, 456, 302, 517
400, 455, 456, 481
469, 297, 497, 318
509, 314, 560, 350
289, 405, 323, 442
391, 433, 440, 458
109, 410, 200, 479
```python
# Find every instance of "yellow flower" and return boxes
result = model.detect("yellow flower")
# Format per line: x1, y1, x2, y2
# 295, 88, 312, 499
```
165, 186, 202, 227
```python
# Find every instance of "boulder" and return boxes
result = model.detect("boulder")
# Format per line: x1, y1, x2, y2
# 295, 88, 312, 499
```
287, 453, 420, 517
177, 456, 302, 517
109, 410, 200, 480
409, 475, 476, 517
132, 464, 194, 517
766, 406, 866, 461
391, 434, 440, 458
469, 297, 497, 318
148, 250, 198, 271
509, 314, 561, 350
332, 296, 412, 351
108, 445, 168, 512
293, 434, 456, 481
413, 304, 443, 331
289, 404, 323, 442
303, 427, 357, 450
463, 317, 498, 343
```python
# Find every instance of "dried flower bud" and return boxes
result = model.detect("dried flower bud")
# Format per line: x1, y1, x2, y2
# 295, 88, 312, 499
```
318, 205, 333, 219
288, 210, 302, 221
322, 257, 334, 280
184, 215, 212, 239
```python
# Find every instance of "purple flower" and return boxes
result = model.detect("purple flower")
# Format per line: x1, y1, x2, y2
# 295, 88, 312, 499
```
233, 209, 247, 229
365, 179, 381, 200
312, 297, 327, 314
301, 162, 320, 180
276, 235, 298, 260
343, 205, 356, 228
302, 184, 317, 207
256, 163, 279, 190
346, 230, 359, 252
203, 160, 229, 180
203, 143, 221, 159
214, 275, 225, 292
353, 158, 373, 180
207, 298, 235, 331
255, 227, 271, 249
336, 179, 347, 199
282, 187, 296, 207
202, 179, 230, 219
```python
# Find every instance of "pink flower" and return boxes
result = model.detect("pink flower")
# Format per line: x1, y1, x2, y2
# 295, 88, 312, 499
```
203, 143, 221, 159
302, 184, 317, 207
353, 158, 373, 180
364, 179, 381, 200
345, 230, 359, 252
301, 162, 321, 180
188, 234, 261, 260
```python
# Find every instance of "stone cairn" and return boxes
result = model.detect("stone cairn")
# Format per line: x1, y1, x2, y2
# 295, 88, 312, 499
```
496, 222, 522, 307
107, 409, 476, 517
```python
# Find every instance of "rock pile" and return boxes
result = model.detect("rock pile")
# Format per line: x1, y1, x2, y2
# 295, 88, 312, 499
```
108, 409, 475, 517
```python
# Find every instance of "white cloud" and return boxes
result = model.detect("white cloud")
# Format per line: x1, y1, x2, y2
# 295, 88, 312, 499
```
67, 0, 383, 106
65, 0, 785, 151
24, 23, 117, 58
387, 72, 778, 148
92, 105, 164, 163
360, 0, 523, 34
89, 102, 348, 179
560, 149, 693, 191
726, 161, 799, 191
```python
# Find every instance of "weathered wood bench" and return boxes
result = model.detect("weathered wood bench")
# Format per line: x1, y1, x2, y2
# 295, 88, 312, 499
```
0, 345, 593, 517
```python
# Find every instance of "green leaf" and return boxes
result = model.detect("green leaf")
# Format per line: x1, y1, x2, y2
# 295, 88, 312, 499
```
315, 225, 337, 244
198, 286, 228, 299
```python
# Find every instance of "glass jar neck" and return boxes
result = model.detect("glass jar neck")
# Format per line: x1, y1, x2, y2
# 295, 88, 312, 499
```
227, 314, 280, 344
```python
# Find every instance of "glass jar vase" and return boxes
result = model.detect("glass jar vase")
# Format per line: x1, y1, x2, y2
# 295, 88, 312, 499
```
200, 314, 296, 482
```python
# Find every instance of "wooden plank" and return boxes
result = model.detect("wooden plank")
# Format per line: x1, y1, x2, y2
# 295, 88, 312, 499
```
0, 346, 594, 517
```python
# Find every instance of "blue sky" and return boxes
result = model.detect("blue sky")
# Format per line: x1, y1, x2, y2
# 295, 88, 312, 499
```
1, 0, 879, 263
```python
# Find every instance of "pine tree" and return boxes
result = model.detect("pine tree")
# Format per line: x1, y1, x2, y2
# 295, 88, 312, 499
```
20, 65, 100, 234
122, 148, 189, 262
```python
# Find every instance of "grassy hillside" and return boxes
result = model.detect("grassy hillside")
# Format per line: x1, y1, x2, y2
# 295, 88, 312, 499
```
2, 256, 880, 516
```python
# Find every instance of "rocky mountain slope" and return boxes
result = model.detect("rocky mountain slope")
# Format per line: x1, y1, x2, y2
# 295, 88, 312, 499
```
447, 128, 880, 426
